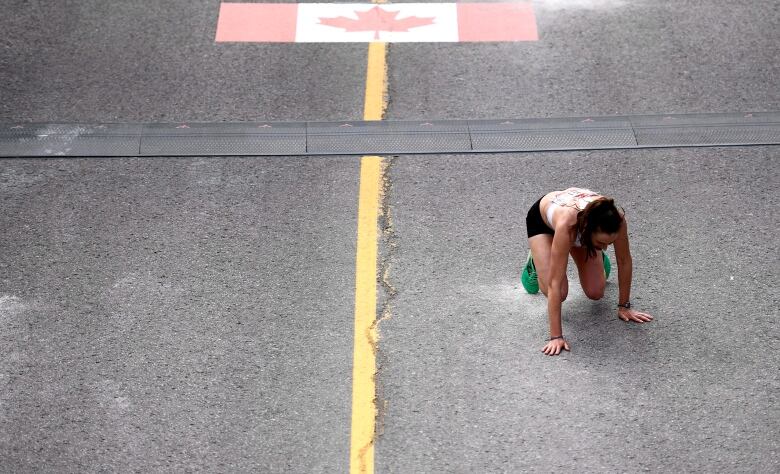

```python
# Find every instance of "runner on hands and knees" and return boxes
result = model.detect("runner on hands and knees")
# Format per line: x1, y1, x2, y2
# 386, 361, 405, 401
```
521, 188, 654, 356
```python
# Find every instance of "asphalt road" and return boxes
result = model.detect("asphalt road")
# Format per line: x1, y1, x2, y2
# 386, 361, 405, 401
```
1, 155, 361, 472
388, 0, 780, 118
1, 0, 778, 472
376, 146, 778, 472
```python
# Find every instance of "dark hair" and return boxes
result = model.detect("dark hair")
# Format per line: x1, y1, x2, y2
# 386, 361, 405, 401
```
576, 198, 624, 259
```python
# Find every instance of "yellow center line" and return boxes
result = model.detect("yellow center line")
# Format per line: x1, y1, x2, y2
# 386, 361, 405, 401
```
363, 42, 388, 121
350, 40, 388, 474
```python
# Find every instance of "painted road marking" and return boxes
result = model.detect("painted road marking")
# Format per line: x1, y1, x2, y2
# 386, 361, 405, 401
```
363, 42, 388, 122
350, 41, 388, 474
299, 4, 455, 43
215, 3, 538, 43
351, 155, 382, 474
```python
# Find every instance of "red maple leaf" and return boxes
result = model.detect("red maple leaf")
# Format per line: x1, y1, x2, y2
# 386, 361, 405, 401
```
319, 6, 436, 40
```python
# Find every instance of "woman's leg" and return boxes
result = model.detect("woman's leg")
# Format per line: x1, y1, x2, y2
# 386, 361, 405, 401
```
528, 234, 568, 301
570, 247, 606, 300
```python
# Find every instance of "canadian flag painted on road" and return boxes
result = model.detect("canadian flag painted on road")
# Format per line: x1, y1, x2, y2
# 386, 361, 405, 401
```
215, 3, 538, 43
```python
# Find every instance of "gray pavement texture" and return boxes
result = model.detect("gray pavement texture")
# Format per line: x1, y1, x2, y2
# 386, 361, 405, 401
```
388, 0, 780, 118
1, 0, 367, 122
1, 157, 359, 472
1, 0, 779, 472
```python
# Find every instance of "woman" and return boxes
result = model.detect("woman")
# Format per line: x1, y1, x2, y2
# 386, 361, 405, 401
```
521, 187, 653, 356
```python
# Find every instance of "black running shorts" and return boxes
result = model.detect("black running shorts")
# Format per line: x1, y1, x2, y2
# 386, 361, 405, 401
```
526, 197, 554, 238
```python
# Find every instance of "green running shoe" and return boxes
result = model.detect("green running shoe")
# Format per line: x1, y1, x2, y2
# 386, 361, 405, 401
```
521, 251, 539, 294
602, 251, 611, 279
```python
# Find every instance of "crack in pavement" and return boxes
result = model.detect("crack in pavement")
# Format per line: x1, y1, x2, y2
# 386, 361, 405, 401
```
373, 155, 398, 443
354, 155, 397, 473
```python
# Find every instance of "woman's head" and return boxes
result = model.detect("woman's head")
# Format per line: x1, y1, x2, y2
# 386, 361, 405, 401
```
576, 197, 624, 258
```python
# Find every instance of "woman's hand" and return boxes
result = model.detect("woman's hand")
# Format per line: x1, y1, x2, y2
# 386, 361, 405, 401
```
618, 307, 653, 323
542, 337, 570, 356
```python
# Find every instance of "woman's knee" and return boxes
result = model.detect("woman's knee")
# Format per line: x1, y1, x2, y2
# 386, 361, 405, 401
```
560, 286, 568, 302
539, 281, 569, 302
583, 283, 605, 300
542, 281, 568, 301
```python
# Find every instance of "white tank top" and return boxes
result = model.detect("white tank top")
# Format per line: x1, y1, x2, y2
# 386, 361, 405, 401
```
546, 188, 601, 247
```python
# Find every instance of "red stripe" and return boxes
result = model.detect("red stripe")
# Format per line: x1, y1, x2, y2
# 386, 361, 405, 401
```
215, 3, 298, 42
457, 3, 538, 42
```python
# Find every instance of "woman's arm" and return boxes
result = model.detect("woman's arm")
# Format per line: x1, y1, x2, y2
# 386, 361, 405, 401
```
542, 216, 576, 355
547, 241, 569, 337
613, 217, 632, 305
612, 216, 654, 323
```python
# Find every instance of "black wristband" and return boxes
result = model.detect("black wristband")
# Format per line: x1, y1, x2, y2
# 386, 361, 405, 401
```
549, 335, 564, 341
